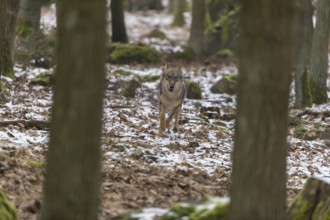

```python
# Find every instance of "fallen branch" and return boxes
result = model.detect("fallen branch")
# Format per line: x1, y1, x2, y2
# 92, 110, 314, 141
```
110, 104, 135, 109
0, 120, 50, 129
296, 109, 330, 118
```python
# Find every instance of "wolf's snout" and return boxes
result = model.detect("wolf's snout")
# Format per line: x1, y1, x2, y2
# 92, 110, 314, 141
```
169, 85, 174, 92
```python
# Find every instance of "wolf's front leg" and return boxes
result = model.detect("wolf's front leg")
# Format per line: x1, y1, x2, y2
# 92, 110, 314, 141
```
158, 106, 166, 137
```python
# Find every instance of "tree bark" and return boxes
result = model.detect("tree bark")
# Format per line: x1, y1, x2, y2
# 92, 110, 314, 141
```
288, 177, 330, 219
111, 0, 128, 43
18, 0, 43, 31
293, 0, 313, 108
188, 0, 206, 60
228, 0, 295, 219
309, 0, 329, 104
172, 0, 185, 27
0, 0, 20, 78
40, 0, 106, 219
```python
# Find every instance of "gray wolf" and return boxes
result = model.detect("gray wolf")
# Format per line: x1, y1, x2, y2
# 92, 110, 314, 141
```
158, 64, 186, 137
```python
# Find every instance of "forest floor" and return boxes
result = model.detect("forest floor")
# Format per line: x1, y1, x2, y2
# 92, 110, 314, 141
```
1, 4, 330, 220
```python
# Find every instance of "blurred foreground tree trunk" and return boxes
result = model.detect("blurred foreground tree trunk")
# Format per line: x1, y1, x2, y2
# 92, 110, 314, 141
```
0, 0, 20, 78
40, 0, 106, 219
111, 0, 128, 43
228, 0, 295, 219
172, 0, 185, 27
293, 0, 313, 108
309, 0, 329, 104
188, 0, 206, 60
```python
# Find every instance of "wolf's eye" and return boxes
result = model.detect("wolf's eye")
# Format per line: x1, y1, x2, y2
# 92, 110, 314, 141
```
166, 75, 171, 80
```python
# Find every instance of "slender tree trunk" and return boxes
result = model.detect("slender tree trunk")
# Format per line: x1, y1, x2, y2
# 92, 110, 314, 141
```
188, 0, 206, 60
168, 0, 175, 13
309, 0, 329, 104
0, 0, 20, 78
172, 0, 185, 27
111, 0, 128, 43
40, 0, 106, 219
294, 0, 313, 108
228, 0, 295, 219
18, 0, 42, 31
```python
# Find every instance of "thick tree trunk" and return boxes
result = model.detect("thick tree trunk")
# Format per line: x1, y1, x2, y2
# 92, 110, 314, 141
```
18, 0, 42, 31
111, 0, 128, 43
127, 0, 163, 11
172, 0, 186, 27
228, 0, 295, 219
172, 0, 185, 27
0, 0, 20, 78
288, 177, 330, 219
309, 0, 329, 104
294, 0, 313, 108
40, 0, 106, 220
188, 0, 206, 60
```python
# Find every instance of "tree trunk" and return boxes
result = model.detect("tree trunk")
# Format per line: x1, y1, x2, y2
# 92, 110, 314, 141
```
288, 177, 330, 219
17, 0, 42, 31
127, 0, 163, 11
40, 0, 106, 219
172, 0, 185, 27
228, 0, 295, 219
111, 0, 128, 43
309, 0, 329, 104
188, 0, 206, 60
0, 0, 20, 78
294, 0, 313, 108
168, 0, 175, 13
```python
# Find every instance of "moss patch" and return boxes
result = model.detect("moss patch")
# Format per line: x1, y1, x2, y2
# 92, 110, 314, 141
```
170, 202, 196, 217
119, 79, 142, 98
185, 80, 202, 99
26, 159, 45, 169
147, 29, 167, 40
210, 74, 237, 95
293, 125, 308, 139
110, 44, 160, 64
142, 74, 159, 82
0, 81, 11, 100
216, 49, 235, 58
113, 69, 134, 77
289, 191, 314, 220
16, 23, 35, 37
0, 190, 17, 220
30, 72, 54, 86
172, 46, 196, 61
160, 198, 229, 220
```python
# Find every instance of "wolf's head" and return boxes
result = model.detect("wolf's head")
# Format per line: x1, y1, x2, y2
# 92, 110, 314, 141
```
161, 64, 184, 92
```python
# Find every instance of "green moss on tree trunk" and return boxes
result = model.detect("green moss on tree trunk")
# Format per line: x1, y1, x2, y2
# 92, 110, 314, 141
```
310, 79, 328, 104
0, 39, 15, 78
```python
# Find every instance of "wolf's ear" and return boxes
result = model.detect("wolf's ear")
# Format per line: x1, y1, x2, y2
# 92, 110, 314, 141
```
164, 63, 168, 70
